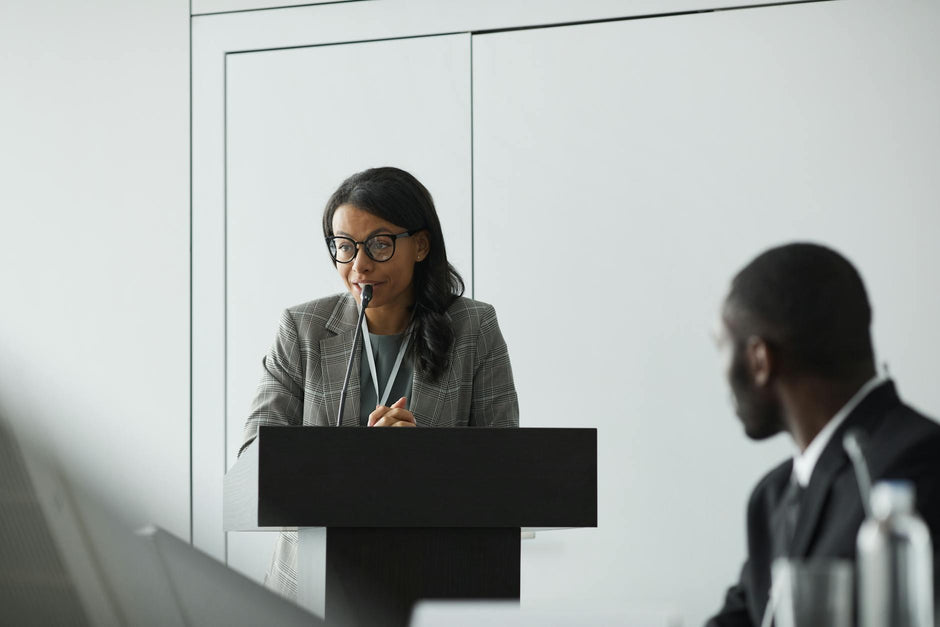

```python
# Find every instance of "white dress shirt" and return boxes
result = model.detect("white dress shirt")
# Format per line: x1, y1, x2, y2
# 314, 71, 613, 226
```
791, 375, 886, 488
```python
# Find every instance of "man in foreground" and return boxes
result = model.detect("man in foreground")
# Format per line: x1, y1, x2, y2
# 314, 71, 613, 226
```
707, 242, 940, 626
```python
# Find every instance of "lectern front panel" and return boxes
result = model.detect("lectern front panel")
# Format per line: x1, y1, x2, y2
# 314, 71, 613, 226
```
255, 426, 597, 529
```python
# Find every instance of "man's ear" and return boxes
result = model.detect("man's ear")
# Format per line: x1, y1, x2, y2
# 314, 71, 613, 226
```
745, 336, 774, 387
414, 231, 430, 261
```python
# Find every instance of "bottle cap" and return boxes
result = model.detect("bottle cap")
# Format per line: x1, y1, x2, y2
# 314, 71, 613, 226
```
870, 480, 915, 519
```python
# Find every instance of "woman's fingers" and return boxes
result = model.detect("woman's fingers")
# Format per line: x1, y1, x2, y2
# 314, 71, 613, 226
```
372, 413, 416, 427
370, 409, 416, 427
367, 405, 386, 427
372, 416, 416, 427
382, 407, 416, 425
369, 397, 413, 427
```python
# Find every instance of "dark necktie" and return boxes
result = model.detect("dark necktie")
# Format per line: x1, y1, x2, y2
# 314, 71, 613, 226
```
773, 477, 805, 558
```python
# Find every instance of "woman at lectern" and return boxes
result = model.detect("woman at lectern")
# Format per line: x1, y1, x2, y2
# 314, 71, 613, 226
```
239, 166, 519, 599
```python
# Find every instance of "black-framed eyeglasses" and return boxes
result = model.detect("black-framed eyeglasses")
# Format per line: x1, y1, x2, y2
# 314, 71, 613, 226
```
325, 229, 421, 264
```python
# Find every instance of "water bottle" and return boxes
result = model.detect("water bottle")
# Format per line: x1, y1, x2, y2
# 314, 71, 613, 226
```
857, 480, 934, 627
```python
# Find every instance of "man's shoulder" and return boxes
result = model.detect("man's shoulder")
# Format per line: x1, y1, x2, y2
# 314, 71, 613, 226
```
869, 399, 940, 473
886, 400, 940, 436
868, 395, 940, 537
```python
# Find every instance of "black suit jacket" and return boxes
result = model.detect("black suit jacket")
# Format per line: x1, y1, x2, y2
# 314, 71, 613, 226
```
706, 381, 940, 627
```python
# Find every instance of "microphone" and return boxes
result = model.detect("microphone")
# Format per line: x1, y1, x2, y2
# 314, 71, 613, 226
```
360, 283, 374, 307
843, 428, 874, 518
335, 285, 372, 427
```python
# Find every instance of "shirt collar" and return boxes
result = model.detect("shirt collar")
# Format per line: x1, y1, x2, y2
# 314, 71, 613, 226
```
791, 375, 886, 487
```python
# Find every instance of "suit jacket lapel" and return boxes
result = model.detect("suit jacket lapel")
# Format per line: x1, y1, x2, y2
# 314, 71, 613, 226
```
411, 366, 449, 427
791, 381, 901, 555
791, 444, 849, 556
409, 309, 456, 427
320, 293, 361, 427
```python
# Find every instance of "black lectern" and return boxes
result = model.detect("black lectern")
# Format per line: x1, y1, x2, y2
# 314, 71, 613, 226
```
224, 427, 596, 627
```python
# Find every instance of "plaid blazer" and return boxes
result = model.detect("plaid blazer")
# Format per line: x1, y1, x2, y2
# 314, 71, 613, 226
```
239, 292, 519, 599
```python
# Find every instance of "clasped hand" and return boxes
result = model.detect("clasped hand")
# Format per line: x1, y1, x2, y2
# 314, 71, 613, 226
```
368, 396, 416, 427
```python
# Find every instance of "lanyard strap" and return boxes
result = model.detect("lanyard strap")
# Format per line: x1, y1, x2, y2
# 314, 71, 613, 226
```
361, 316, 411, 408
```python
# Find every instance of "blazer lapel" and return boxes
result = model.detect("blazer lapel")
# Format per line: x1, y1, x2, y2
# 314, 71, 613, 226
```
790, 443, 850, 556
791, 381, 901, 555
411, 366, 449, 427
409, 308, 457, 427
320, 293, 362, 427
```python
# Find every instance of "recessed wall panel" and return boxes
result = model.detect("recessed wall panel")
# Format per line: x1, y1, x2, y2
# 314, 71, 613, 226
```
224, 33, 471, 583
472, 1, 940, 623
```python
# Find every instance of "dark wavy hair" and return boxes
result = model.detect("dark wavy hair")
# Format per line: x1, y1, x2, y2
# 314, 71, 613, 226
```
322, 167, 465, 381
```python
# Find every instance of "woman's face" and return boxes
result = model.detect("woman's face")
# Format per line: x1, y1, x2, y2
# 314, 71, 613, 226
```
331, 203, 429, 312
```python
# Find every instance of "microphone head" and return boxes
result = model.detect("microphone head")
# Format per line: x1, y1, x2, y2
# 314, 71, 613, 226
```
842, 428, 866, 457
361, 284, 373, 307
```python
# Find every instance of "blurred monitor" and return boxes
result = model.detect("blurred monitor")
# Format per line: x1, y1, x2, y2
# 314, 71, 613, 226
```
0, 418, 320, 627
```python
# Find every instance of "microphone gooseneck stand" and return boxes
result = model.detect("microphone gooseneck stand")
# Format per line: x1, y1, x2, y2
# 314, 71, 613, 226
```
335, 284, 372, 427
843, 428, 874, 518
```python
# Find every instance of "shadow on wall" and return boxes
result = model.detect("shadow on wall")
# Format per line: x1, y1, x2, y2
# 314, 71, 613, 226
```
0, 334, 184, 540
0, 414, 321, 627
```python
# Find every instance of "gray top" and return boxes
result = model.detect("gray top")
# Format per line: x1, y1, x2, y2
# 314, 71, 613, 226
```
358, 332, 414, 426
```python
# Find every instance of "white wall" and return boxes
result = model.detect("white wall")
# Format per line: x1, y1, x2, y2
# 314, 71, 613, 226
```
192, 2, 940, 625
3, 0, 938, 624
0, 0, 190, 538
472, 2, 940, 622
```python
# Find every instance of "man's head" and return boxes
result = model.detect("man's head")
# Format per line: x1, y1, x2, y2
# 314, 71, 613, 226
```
720, 243, 876, 440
